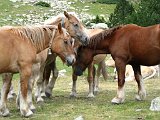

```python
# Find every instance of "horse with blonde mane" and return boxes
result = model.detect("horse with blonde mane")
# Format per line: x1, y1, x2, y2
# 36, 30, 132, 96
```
73, 24, 160, 104
34, 11, 90, 101
0, 23, 75, 117
2, 11, 90, 106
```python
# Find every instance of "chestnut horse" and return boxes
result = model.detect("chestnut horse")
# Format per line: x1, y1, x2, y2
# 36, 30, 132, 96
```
73, 24, 160, 104
0, 24, 75, 117
70, 28, 107, 98
42, 28, 107, 98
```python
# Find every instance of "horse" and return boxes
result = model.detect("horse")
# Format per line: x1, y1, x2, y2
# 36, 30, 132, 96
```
105, 57, 158, 81
70, 28, 108, 98
2, 11, 90, 105
73, 24, 160, 104
35, 11, 90, 100
41, 28, 107, 98
0, 23, 75, 117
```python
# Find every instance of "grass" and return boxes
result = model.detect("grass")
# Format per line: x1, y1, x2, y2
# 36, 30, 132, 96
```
1, 75, 160, 120
69, 0, 116, 17
0, 0, 160, 120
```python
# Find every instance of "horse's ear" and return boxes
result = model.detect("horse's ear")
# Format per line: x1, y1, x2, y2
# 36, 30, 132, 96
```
58, 23, 63, 34
64, 11, 70, 19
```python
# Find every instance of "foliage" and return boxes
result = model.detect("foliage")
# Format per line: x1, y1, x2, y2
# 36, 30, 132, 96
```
83, 15, 107, 27
108, 0, 160, 27
95, 0, 118, 4
90, 15, 107, 23
126, 0, 160, 26
34, 1, 51, 7
107, 0, 135, 27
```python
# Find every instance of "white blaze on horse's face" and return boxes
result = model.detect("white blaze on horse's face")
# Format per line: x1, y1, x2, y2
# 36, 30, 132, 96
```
64, 11, 89, 46
52, 23, 76, 66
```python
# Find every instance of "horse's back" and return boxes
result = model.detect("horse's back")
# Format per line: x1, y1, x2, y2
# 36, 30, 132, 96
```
111, 24, 160, 66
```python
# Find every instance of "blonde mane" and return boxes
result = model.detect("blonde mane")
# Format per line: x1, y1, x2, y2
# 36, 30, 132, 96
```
44, 12, 80, 25
4, 25, 57, 52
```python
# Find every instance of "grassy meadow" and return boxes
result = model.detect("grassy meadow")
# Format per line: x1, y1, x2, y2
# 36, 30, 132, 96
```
0, 0, 160, 120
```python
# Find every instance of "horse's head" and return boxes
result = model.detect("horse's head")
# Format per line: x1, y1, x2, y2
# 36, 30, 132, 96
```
73, 47, 94, 76
73, 46, 107, 76
64, 11, 89, 46
51, 23, 76, 66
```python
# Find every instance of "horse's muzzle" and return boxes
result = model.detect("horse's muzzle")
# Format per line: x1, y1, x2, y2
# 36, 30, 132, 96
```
82, 36, 89, 46
74, 66, 83, 76
66, 55, 75, 66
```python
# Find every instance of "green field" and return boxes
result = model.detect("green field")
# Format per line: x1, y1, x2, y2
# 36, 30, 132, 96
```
0, 0, 160, 120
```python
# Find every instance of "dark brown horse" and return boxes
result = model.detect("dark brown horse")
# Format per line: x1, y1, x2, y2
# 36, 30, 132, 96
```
73, 24, 160, 104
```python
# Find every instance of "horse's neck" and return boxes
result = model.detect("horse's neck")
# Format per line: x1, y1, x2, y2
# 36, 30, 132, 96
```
34, 29, 54, 54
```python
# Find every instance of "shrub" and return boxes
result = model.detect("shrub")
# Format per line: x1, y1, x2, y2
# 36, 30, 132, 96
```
95, 0, 118, 4
34, 1, 51, 7
107, 0, 135, 27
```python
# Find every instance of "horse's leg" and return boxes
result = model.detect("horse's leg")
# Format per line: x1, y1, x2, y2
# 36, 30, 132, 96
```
132, 64, 146, 101
7, 83, 15, 100
45, 61, 58, 98
19, 63, 33, 117
43, 67, 52, 97
101, 60, 108, 80
1, 73, 15, 101
87, 62, 95, 98
27, 63, 40, 112
35, 63, 45, 103
0, 73, 12, 116
158, 64, 160, 77
111, 58, 126, 104
94, 63, 100, 94
70, 69, 78, 97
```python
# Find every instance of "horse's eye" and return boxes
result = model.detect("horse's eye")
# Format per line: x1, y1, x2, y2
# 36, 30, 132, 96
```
74, 24, 78, 27
64, 40, 68, 44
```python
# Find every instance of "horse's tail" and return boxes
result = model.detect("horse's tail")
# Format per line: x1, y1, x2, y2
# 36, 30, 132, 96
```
101, 60, 108, 80
143, 67, 156, 80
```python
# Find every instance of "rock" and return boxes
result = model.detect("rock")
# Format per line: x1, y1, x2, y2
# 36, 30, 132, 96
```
74, 115, 84, 120
150, 97, 160, 111
91, 23, 109, 29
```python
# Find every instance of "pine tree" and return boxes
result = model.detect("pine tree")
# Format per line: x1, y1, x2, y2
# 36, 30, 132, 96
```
128, 0, 160, 26
108, 0, 135, 27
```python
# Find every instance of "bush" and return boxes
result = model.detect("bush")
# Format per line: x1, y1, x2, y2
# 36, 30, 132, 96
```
34, 1, 51, 7
83, 15, 107, 27
126, 0, 160, 26
95, 0, 118, 4
107, 0, 135, 27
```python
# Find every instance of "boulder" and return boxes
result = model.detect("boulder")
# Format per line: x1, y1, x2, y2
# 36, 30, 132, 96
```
150, 97, 160, 111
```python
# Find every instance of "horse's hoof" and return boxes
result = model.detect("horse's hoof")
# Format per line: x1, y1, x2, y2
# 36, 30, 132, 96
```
29, 105, 36, 113
45, 92, 51, 98
111, 97, 124, 104
94, 89, 99, 95
69, 93, 77, 98
36, 98, 44, 105
1, 109, 10, 117
41, 92, 47, 98
21, 109, 33, 117
87, 93, 95, 98
135, 91, 146, 101
7, 94, 15, 101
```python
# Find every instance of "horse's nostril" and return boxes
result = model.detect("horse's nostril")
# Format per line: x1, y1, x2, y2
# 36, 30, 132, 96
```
84, 37, 89, 45
66, 56, 75, 66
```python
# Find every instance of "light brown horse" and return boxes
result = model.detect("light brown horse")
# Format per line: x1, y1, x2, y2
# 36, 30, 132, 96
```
73, 24, 160, 104
2, 11, 90, 105
0, 23, 75, 117
35, 11, 90, 100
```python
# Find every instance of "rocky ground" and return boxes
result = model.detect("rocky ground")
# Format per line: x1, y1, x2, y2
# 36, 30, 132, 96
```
3, 0, 94, 26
